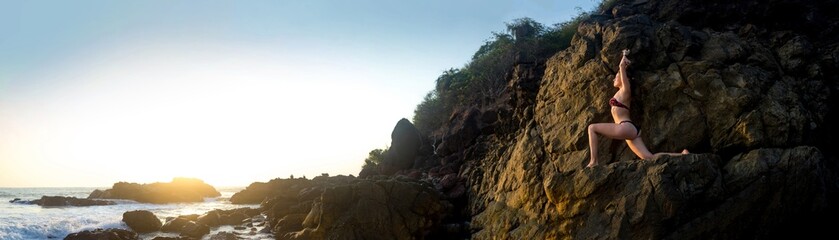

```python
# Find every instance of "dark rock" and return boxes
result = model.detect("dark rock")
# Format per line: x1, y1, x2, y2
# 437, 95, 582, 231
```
230, 178, 315, 204
89, 178, 220, 204
9, 198, 20, 203
179, 222, 210, 239
436, 108, 481, 156
196, 211, 220, 227
220, 212, 248, 226
151, 237, 195, 240
439, 173, 459, 190
122, 210, 161, 233
272, 213, 306, 235
64, 228, 137, 240
161, 217, 191, 233
379, 118, 422, 175
280, 178, 450, 239
37, 196, 114, 207
176, 214, 199, 222
207, 232, 238, 240
233, 226, 246, 230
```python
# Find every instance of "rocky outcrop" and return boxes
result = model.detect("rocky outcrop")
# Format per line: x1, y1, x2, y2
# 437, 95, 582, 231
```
282, 178, 449, 239
230, 178, 315, 204
231, 175, 451, 239
122, 210, 162, 233
64, 228, 137, 240
36, 196, 114, 207
449, 0, 839, 239
160, 208, 261, 238
89, 178, 220, 204
220, 0, 838, 239
10, 196, 114, 207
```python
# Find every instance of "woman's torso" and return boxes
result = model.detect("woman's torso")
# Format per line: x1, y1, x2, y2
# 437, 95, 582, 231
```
610, 93, 631, 123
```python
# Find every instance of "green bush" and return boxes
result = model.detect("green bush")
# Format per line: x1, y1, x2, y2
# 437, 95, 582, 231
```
410, 1, 609, 139
361, 148, 388, 170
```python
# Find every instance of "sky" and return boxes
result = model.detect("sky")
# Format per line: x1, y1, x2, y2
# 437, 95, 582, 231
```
0, 0, 599, 187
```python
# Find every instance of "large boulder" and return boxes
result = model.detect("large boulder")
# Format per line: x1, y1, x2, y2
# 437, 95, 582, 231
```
122, 210, 162, 233
89, 178, 220, 204
379, 118, 422, 175
64, 228, 138, 240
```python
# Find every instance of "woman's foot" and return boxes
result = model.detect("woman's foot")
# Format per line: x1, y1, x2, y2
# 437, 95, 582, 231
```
586, 162, 598, 168
681, 149, 690, 154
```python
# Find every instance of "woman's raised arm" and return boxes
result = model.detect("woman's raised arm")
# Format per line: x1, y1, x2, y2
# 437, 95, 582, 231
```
618, 54, 631, 96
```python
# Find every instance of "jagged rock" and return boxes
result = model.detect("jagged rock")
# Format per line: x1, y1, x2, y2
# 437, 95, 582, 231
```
459, 0, 839, 239
207, 232, 238, 240
436, 108, 481, 157
379, 118, 422, 175
122, 210, 162, 233
161, 217, 192, 233
272, 213, 306, 235
230, 178, 315, 204
179, 222, 210, 239
64, 228, 137, 240
151, 237, 195, 240
89, 178, 220, 203
288, 179, 449, 239
196, 211, 220, 227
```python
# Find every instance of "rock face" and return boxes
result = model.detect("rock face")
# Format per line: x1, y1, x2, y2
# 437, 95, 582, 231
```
448, 0, 839, 239
89, 178, 220, 203
232, 175, 451, 239
64, 228, 138, 240
235, 0, 838, 239
122, 210, 162, 233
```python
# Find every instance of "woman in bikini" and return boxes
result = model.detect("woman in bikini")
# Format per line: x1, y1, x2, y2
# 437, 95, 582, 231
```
586, 49, 688, 168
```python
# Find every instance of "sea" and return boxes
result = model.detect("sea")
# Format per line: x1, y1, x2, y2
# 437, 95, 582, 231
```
0, 187, 269, 240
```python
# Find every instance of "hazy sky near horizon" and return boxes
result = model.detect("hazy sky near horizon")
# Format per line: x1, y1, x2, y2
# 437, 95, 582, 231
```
0, 0, 598, 187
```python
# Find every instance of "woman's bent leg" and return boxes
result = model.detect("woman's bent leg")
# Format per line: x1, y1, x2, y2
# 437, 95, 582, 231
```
588, 123, 635, 167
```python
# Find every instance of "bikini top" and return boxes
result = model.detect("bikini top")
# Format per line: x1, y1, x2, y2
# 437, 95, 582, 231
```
609, 98, 630, 110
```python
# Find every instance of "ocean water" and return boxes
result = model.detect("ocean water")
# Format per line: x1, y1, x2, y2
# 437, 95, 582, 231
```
0, 187, 267, 240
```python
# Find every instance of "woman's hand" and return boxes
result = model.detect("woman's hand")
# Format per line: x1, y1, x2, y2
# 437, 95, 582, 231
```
619, 55, 631, 69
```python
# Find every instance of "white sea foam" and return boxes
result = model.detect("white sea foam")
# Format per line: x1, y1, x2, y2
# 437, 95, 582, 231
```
0, 187, 256, 240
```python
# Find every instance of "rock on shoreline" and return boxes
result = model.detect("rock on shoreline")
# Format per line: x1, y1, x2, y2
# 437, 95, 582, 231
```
64, 228, 137, 240
10, 196, 114, 207
88, 177, 220, 204
231, 175, 452, 239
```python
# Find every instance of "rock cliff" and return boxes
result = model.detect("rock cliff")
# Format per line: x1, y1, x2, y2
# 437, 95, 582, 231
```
234, 0, 839, 239
454, 0, 839, 239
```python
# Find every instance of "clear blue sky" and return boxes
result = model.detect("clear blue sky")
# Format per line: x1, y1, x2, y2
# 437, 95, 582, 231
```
0, 0, 599, 187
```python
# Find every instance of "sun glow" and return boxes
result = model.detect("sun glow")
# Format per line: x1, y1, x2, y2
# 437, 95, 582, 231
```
0, 40, 418, 187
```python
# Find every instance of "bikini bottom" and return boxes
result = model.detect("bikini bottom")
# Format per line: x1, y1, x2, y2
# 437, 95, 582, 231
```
619, 120, 640, 139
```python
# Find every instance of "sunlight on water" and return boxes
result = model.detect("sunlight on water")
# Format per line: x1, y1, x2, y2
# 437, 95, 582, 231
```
0, 187, 260, 240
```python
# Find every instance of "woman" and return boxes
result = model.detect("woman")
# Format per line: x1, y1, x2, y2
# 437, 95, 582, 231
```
586, 50, 688, 168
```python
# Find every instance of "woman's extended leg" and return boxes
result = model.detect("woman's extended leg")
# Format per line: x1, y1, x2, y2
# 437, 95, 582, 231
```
626, 136, 689, 160
587, 123, 636, 167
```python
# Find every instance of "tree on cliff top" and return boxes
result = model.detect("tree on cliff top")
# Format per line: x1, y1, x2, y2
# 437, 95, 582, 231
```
412, 13, 593, 137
